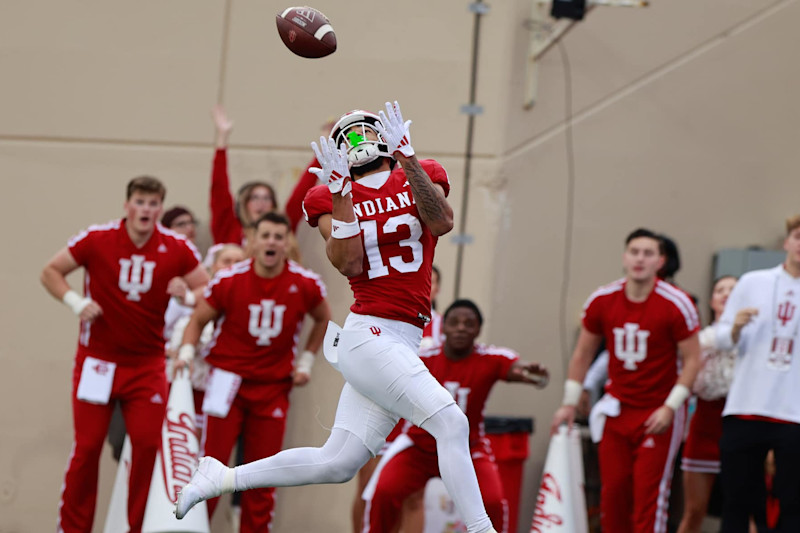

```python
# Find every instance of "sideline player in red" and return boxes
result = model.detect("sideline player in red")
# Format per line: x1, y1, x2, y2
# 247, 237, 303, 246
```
550, 228, 702, 533
40, 176, 209, 533
176, 101, 501, 533
174, 211, 329, 532
364, 299, 548, 533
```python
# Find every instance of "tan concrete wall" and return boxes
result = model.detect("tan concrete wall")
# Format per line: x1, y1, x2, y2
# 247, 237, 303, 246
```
2, 0, 800, 531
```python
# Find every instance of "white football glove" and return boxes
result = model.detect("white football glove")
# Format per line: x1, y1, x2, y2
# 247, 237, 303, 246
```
376, 101, 415, 158
310, 136, 352, 196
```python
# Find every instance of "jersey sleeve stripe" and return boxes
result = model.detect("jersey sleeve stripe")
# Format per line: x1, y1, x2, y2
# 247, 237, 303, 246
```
157, 224, 203, 262
582, 279, 625, 311
67, 219, 121, 247
288, 260, 327, 298
204, 259, 252, 297
655, 283, 700, 331
476, 343, 519, 360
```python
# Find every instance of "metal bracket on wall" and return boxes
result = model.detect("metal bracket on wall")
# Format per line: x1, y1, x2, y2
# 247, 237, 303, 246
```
524, 0, 649, 109
450, 234, 475, 246
524, 1, 574, 109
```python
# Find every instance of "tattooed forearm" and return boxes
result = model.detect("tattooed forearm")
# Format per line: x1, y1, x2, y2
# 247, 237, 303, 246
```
402, 157, 454, 236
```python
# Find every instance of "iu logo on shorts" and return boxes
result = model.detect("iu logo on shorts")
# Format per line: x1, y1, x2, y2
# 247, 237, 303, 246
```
369, 326, 381, 336
118, 255, 156, 301
613, 322, 650, 370
248, 300, 287, 346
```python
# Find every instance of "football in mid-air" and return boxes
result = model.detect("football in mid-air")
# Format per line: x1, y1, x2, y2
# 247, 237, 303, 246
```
276, 6, 337, 59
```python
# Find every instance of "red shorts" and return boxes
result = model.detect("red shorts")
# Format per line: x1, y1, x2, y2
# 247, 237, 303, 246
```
681, 397, 725, 473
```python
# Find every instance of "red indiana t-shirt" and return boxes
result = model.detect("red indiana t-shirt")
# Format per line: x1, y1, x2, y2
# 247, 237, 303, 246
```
202, 259, 326, 383
582, 278, 700, 407
406, 343, 518, 455
303, 159, 450, 328
67, 220, 202, 364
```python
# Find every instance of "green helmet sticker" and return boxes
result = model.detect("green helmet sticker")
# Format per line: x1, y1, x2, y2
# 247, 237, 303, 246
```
347, 131, 365, 147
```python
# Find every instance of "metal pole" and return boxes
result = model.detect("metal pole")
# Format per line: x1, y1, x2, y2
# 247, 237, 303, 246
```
453, 1, 487, 299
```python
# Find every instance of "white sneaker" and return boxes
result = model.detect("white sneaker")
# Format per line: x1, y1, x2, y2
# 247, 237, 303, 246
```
174, 456, 232, 519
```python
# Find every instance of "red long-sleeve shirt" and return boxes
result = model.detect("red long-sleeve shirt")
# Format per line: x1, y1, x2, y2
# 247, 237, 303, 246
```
210, 148, 319, 244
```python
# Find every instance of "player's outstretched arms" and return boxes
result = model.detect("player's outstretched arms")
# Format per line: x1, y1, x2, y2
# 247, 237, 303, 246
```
310, 137, 364, 276
376, 101, 453, 236
319, 214, 363, 277
400, 159, 454, 237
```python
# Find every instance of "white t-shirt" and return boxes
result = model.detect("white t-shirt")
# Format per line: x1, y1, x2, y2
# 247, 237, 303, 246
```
718, 265, 800, 422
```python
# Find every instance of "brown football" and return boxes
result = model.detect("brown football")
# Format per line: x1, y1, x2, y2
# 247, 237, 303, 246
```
276, 6, 337, 59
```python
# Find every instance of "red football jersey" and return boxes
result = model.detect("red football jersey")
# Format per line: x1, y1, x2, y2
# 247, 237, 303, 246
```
203, 259, 326, 383
582, 278, 700, 407
406, 343, 518, 454
303, 159, 450, 327
67, 220, 202, 363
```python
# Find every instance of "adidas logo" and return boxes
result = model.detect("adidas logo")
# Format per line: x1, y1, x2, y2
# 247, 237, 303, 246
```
272, 408, 285, 418
403, 180, 409, 187
642, 437, 656, 449
150, 393, 164, 404
289, 284, 299, 294
158, 244, 168, 253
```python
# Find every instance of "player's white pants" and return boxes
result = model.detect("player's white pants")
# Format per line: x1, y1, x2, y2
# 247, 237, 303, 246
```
235, 313, 493, 533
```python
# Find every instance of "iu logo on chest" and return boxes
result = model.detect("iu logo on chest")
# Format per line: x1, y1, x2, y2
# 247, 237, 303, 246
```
442, 381, 471, 413
118, 255, 156, 301
248, 300, 287, 346
613, 322, 651, 370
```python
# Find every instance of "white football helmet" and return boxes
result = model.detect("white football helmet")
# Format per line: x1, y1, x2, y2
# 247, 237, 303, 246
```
330, 110, 392, 168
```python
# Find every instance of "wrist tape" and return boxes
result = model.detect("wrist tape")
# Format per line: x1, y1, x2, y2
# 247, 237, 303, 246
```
331, 218, 360, 239
62, 290, 91, 316
562, 379, 583, 406
664, 384, 690, 411
295, 350, 315, 375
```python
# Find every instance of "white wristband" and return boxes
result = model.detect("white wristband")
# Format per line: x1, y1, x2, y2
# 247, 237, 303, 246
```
664, 384, 690, 411
330, 218, 361, 239
178, 344, 196, 364
182, 290, 196, 307
62, 290, 91, 316
295, 350, 315, 376
562, 379, 583, 406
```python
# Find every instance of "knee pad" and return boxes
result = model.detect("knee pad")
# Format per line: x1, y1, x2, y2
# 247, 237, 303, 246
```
422, 404, 469, 443
317, 429, 371, 483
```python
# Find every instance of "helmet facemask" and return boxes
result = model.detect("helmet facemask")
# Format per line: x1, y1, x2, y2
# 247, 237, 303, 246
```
330, 111, 393, 169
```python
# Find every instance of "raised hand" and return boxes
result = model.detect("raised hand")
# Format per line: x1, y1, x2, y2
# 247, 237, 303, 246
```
375, 101, 414, 158
212, 104, 234, 148
310, 136, 352, 196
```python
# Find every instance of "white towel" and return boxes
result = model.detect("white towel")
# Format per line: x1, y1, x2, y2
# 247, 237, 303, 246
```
588, 393, 621, 443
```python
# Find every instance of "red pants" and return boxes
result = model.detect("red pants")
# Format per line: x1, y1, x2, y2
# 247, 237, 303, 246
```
201, 379, 290, 533
58, 354, 167, 533
365, 445, 507, 533
598, 404, 685, 533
